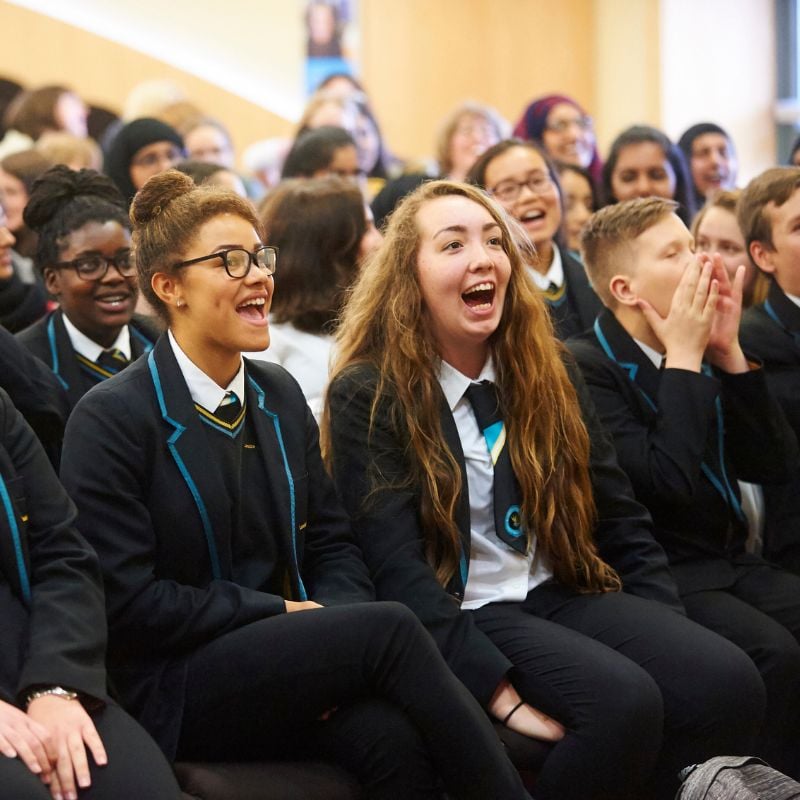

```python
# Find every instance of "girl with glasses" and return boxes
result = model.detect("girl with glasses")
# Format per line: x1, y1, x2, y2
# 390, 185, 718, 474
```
59, 169, 532, 800
468, 139, 601, 340
16, 167, 158, 416
322, 179, 765, 800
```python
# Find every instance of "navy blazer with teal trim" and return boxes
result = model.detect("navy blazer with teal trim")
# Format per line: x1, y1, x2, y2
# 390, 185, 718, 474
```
59, 335, 374, 758
547, 249, 603, 341
328, 358, 681, 708
740, 280, 800, 571
0, 388, 108, 706
568, 308, 799, 593
16, 308, 159, 412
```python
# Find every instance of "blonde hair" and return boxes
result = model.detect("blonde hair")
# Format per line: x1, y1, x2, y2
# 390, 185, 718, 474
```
322, 180, 620, 593
435, 102, 507, 177
581, 197, 678, 307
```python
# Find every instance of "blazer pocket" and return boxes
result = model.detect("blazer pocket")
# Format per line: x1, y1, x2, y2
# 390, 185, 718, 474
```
292, 472, 309, 536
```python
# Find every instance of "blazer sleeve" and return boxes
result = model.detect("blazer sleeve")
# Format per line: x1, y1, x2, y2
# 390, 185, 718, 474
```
565, 361, 684, 612
718, 366, 799, 484
570, 344, 720, 507
60, 387, 288, 658
328, 369, 512, 706
297, 399, 376, 605
0, 390, 107, 703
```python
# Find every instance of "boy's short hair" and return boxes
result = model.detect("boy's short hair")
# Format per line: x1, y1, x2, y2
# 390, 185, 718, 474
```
580, 197, 678, 307
738, 167, 800, 251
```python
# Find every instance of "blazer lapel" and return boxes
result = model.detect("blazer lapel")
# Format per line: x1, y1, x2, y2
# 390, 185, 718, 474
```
46, 312, 86, 409
764, 280, 800, 350
0, 447, 31, 604
562, 250, 602, 330
245, 372, 308, 601
146, 337, 232, 580
439, 395, 472, 592
593, 308, 662, 411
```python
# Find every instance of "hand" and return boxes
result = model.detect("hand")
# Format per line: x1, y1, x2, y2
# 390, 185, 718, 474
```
489, 679, 565, 742
27, 695, 107, 800
637, 257, 717, 373
0, 698, 52, 781
285, 600, 324, 613
704, 254, 748, 374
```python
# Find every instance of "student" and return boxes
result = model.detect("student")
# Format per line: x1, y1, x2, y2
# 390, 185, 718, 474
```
0, 388, 180, 799
570, 196, 800, 777
280, 126, 362, 182
16, 166, 158, 414
58, 170, 531, 800
602, 125, 696, 225
323, 179, 766, 800
248, 176, 382, 415
692, 190, 768, 309
677, 123, 738, 209
468, 139, 601, 340
555, 162, 597, 259
103, 118, 184, 206
739, 166, 800, 574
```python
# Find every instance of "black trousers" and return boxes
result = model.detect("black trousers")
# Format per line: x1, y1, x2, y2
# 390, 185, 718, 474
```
471, 585, 766, 800
682, 562, 800, 778
0, 703, 180, 799
176, 601, 530, 800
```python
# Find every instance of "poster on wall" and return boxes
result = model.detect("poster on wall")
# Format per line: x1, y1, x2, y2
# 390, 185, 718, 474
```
304, 0, 360, 95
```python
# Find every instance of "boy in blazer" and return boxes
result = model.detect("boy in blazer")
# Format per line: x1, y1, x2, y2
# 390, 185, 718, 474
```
739, 167, 800, 572
569, 196, 800, 777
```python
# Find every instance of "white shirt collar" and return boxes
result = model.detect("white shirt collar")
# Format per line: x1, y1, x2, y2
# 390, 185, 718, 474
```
633, 337, 664, 369
527, 244, 563, 291
62, 313, 131, 362
437, 356, 497, 412
785, 291, 800, 309
168, 329, 245, 412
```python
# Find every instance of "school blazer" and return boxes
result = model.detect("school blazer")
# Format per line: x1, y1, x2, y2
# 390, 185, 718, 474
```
0, 324, 69, 465
59, 335, 374, 758
0, 388, 107, 706
740, 280, 800, 570
328, 359, 682, 707
568, 308, 799, 594
548, 249, 603, 341
16, 308, 160, 411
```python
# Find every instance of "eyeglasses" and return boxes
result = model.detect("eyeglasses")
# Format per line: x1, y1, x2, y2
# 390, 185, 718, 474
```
545, 116, 593, 134
54, 250, 136, 281
174, 246, 278, 279
489, 174, 554, 203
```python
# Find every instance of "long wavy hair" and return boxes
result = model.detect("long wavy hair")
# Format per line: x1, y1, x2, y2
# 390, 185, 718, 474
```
322, 180, 620, 593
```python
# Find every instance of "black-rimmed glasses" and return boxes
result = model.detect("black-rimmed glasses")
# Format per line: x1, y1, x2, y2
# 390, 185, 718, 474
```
54, 250, 135, 281
174, 246, 278, 279
489, 174, 554, 203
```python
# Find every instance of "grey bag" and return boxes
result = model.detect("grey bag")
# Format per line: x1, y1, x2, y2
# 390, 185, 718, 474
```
676, 756, 800, 799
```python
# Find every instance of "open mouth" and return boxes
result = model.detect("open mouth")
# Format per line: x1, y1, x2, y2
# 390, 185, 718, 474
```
462, 282, 495, 310
95, 293, 131, 311
236, 296, 267, 321
520, 210, 545, 224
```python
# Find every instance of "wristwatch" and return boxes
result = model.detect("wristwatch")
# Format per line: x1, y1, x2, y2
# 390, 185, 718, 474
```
25, 686, 79, 707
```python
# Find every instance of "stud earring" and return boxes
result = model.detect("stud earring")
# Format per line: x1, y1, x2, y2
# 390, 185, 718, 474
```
176, 299, 185, 307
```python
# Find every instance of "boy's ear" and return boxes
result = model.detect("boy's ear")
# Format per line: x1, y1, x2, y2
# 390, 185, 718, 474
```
609, 273, 639, 307
749, 240, 776, 274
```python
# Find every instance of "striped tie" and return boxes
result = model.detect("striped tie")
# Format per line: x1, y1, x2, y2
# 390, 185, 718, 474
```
464, 381, 526, 554
215, 391, 242, 425
96, 348, 129, 374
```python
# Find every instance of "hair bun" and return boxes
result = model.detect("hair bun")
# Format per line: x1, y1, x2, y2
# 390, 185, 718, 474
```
23, 165, 125, 231
130, 169, 194, 226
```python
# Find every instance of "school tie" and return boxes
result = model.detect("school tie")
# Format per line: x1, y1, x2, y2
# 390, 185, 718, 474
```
95, 347, 129, 374
464, 380, 527, 554
215, 391, 242, 425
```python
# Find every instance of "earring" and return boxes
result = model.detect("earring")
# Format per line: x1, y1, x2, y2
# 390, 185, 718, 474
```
176, 299, 185, 308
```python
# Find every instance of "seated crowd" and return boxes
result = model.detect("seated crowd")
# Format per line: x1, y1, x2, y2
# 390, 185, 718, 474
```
1, 73, 800, 800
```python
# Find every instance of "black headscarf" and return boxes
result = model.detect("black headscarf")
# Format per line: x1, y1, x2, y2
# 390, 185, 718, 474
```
103, 118, 184, 204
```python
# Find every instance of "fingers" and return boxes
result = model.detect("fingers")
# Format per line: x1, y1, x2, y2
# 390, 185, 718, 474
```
82, 721, 107, 770
54, 730, 84, 800
0, 721, 52, 778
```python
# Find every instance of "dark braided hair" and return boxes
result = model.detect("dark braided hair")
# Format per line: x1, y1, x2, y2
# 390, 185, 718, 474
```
23, 165, 129, 274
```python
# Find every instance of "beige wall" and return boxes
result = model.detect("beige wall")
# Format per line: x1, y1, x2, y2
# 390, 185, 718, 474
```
0, 0, 778, 177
